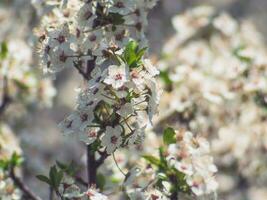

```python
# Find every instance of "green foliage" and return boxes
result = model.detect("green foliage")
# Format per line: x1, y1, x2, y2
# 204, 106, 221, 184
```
96, 173, 106, 191
122, 40, 147, 68
159, 70, 172, 86
143, 127, 192, 197
233, 45, 252, 63
142, 155, 161, 166
109, 13, 125, 25
0, 41, 8, 60
56, 160, 78, 176
37, 165, 63, 190
0, 153, 23, 170
163, 127, 176, 145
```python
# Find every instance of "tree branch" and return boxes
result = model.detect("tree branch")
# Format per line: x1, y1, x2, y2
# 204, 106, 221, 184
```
87, 144, 97, 187
10, 167, 43, 200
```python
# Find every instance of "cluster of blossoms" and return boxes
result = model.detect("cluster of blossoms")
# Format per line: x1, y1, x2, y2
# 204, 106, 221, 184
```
0, 39, 56, 110
35, 0, 160, 155
59, 46, 160, 154
157, 5, 267, 199
0, 1, 57, 200
0, 169, 21, 200
166, 129, 218, 196
35, 0, 158, 76
0, 124, 22, 200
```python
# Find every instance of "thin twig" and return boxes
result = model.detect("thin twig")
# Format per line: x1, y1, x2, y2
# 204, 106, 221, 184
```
96, 151, 109, 168
9, 167, 42, 200
112, 153, 126, 176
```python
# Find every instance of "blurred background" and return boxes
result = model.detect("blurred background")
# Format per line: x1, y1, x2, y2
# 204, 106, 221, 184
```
1, 0, 267, 199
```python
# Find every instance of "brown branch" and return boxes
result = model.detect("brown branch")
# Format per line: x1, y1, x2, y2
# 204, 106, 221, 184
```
87, 144, 97, 187
96, 151, 109, 168
9, 167, 42, 200
73, 62, 89, 80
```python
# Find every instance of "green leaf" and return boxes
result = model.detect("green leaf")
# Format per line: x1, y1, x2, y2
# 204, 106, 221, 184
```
163, 127, 176, 145
10, 153, 23, 167
0, 160, 9, 170
49, 166, 58, 188
36, 175, 51, 185
159, 70, 172, 86
136, 47, 148, 61
56, 161, 67, 170
233, 45, 252, 63
142, 155, 161, 166
109, 13, 125, 25
0, 42, 8, 59
56, 170, 64, 188
124, 40, 138, 66
96, 173, 106, 191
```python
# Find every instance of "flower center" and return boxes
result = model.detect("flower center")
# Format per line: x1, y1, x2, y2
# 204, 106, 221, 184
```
111, 136, 118, 144
115, 73, 123, 80
88, 131, 97, 137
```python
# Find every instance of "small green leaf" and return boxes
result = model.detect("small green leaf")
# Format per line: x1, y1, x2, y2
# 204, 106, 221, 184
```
10, 153, 23, 167
124, 40, 138, 66
109, 13, 125, 25
56, 161, 67, 170
96, 173, 106, 191
56, 170, 64, 188
142, 155, 161, 166
163, 127, 176, 145
49, 166, 58, 188
36, 175, 51, 185
159, 71, 172, 86
136, 47, 148, 61
0, 42, 8, 59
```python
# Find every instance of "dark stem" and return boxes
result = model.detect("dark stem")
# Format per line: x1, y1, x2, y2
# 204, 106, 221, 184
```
49, 186, 53, 200
0, 76, 11, 116
170, 191, 178, 200
10, 167, 43, 200
73, 62, 89, 80
75, 176, 88, 187
87, 144, 97, 187
96, 151, 109, 168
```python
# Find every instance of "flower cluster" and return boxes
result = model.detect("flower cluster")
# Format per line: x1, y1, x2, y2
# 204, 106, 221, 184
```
157, 5, 267, 199
166, 129, 218, 196
35, 0, 158, 76
0, 124, 22, 200
0, 169, 21, 200
0, 40, 56, 110
59, 42, 160, 154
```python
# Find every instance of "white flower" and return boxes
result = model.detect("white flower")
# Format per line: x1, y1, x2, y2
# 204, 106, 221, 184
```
101, 126, 123, 154
116, 103, 134, 118
85, 188, 108, 200
79, 127, 99, 145
143, 59, 159, 77
104, 64, 129, 89
76, 2, 96, 29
